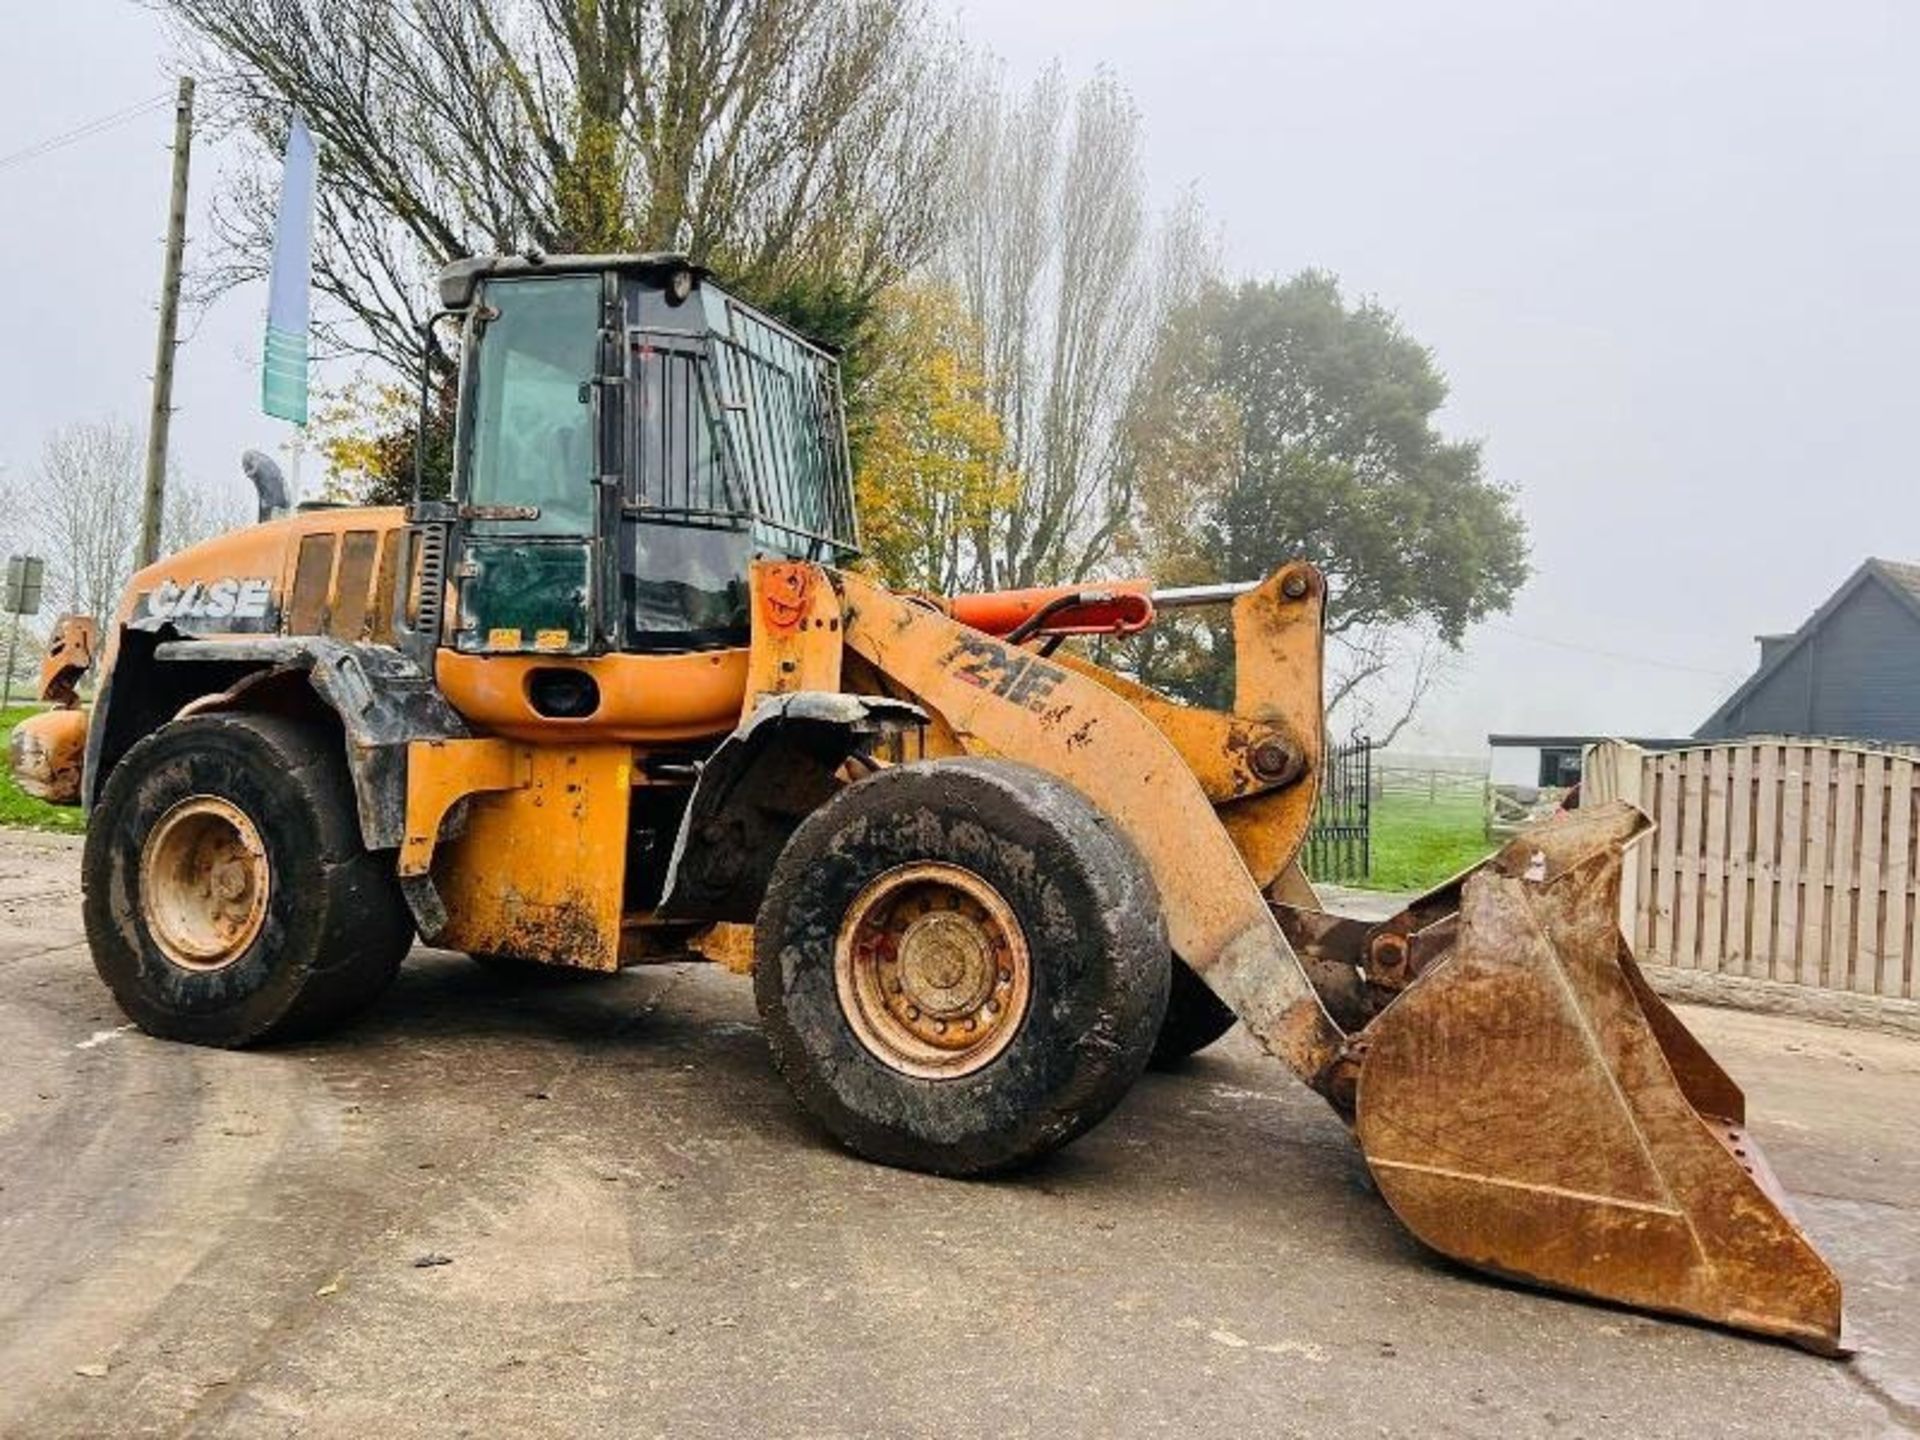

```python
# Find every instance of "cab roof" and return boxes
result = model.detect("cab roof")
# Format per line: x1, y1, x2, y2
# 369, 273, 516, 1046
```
437, 252, 706, 311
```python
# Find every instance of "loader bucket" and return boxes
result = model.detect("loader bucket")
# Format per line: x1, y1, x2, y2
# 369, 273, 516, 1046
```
1350, 802, 1845, 1352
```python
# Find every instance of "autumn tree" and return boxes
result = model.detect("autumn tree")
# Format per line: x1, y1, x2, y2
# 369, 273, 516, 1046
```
168, 0, 963, 393
313, 371, 457, 508
849, 284, 1009, 592
1122, 274, 1529, 736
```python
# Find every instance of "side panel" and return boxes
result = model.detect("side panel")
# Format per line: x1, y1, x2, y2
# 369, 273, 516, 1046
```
428, 744, 633, 971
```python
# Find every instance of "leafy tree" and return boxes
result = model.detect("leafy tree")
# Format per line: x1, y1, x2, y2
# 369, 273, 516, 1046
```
314, 373, 456, 508
850, 284, 1010, 592
1121, 273, 1529, 730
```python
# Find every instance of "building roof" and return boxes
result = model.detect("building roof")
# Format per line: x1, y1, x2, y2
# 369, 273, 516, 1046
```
1875, 559, 1920, 607
1695, 558, 1920, 739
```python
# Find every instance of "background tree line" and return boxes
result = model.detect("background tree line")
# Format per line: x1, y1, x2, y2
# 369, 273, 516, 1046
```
163, 0, 1527, 736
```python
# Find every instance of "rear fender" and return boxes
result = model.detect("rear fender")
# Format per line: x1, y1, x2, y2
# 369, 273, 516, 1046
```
88, 628, 468, 873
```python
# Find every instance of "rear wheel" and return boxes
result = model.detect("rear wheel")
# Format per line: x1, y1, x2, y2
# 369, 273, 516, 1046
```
754, 759, 1170, 1176
83, 713, 413, 1046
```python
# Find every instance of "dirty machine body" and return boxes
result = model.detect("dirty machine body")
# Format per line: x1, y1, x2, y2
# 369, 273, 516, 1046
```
12, 253, 1842, 1351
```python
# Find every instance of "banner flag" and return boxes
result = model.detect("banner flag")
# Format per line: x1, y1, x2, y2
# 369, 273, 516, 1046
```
262, 114, 316, 425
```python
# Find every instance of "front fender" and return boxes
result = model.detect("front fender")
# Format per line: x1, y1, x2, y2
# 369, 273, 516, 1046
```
657, 692, 925, 923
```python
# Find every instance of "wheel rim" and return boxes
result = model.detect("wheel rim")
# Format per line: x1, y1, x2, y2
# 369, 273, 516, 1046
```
139, 796, 271, 971
834, 862, 1032, 1079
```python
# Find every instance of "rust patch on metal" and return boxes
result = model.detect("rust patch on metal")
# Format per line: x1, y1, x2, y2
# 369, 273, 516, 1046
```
482, 887, 612, 970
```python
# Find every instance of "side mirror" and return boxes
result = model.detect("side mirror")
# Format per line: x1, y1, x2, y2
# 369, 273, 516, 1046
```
241, 450, 291, 523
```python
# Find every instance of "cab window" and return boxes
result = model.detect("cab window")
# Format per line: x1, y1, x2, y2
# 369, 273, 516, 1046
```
464, 277, 600, 535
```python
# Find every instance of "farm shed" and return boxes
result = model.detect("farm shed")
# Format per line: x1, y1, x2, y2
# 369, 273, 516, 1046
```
1697, 558, 1920, 744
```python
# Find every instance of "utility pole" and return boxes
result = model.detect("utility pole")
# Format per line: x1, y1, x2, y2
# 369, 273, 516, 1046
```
138, 76, 195, 570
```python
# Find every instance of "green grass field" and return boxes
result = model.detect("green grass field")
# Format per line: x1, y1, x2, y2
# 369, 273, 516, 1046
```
1353, 790, 1495, 894
0, 705, 88, 834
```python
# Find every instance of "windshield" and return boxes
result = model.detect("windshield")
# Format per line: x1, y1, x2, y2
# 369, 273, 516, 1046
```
464, 276, 600, 535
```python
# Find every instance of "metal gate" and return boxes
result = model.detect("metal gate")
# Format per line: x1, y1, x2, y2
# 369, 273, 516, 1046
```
1307, 735, 1373, 884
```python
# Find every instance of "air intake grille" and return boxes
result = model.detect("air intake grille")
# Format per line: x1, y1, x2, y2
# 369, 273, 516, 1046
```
414, 521, 448, 643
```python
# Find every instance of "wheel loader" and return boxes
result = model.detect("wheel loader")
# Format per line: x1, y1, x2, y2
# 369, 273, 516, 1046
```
10, 252, 1843, 1351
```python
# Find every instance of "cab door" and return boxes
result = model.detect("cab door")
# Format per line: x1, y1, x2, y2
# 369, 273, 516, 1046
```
451, 274, 608, 656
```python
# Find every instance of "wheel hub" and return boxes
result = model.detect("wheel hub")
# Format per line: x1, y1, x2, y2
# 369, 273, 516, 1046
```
835, 862, 1032, 1079
897, 911, 998, 1017
139, 796, 270, 971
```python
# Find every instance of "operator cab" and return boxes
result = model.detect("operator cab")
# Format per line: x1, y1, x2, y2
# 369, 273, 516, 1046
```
427, 252, 858, 658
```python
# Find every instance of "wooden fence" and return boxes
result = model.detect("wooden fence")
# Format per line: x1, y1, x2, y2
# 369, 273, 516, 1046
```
1585, 738, 1920, 999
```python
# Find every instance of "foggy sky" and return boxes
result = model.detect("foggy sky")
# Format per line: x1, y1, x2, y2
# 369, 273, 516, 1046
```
2, 1, 1914, 752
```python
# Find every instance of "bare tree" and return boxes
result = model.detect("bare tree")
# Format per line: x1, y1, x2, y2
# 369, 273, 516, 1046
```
15, 420, 145, 623
943, 65, 1205, 588
2, 419, 246, 623
165, 0, 963, 380
1, 613, 43, 701
1326, 624, 1456, 748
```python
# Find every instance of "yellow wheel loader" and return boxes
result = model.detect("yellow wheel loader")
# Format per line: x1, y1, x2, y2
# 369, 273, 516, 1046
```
12, 253, 1843, 1351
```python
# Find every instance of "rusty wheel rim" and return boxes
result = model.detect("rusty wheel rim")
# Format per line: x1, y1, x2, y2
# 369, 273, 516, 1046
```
139, 796, 271, 971
834, 862, 1032, 1079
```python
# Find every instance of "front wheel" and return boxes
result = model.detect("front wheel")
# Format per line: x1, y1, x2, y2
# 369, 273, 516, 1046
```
754, 759, 1170, 1176
82, 713, 413, 1047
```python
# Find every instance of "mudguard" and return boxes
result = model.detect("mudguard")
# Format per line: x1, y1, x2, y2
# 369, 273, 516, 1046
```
658, 692, 926, 923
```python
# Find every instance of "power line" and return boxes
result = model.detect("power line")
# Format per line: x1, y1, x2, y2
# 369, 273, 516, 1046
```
1481, 621, 1746, 681
0, 93, 173, 176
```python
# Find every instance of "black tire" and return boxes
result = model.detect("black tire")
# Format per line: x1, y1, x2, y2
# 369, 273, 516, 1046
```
1149, 959, 1239, 1067
82, 712, 413, 1047
754, 758, 1170, 1176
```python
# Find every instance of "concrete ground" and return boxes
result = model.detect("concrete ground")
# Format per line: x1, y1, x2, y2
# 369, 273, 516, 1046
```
2, 830, 1917, 1439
